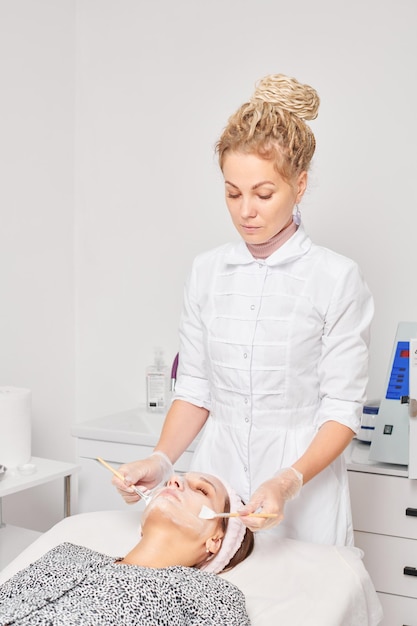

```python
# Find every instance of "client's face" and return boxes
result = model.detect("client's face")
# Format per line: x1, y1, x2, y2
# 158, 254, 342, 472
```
141, 472, 227, 536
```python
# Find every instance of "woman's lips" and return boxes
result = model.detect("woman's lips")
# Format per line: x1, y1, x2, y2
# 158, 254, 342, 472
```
156, 488, 181, 502
241, 224, 260, 232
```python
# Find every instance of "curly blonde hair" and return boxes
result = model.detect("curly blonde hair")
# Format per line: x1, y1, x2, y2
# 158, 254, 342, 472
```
216, 74, 320, 181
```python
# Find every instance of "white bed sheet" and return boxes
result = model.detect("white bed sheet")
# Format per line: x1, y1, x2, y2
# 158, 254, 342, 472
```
0, 511, 383, 625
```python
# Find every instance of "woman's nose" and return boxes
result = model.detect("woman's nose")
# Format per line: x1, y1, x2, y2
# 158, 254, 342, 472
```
240, 196, 256, 218
167, 474, 185, 490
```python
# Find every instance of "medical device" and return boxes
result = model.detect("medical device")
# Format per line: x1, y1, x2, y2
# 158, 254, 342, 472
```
369, 321, 417, 477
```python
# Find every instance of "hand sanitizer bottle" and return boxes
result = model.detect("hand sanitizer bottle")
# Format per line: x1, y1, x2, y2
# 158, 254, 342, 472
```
146, 347, 169, 412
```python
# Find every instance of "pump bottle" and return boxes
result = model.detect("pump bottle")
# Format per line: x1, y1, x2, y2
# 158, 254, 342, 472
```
146, 347, 170, 412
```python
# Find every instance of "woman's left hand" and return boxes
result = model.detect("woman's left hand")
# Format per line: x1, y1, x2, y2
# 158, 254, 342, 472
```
238, 467, 303, 531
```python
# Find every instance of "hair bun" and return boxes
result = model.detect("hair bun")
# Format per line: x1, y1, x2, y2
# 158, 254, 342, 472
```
251, 74, 320, 121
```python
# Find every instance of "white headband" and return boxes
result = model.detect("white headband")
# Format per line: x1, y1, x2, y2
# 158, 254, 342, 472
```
200, 477, 246, 574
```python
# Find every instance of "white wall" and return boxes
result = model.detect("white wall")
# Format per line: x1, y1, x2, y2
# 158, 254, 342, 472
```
0, 1, 75, 529
1, 0, 416, 530
74, 0, 417, 421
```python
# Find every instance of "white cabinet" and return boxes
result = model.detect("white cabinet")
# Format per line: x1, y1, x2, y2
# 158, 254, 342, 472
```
0, 457, 79, 570
347, 441, 417, 625
72, 407, 196, 514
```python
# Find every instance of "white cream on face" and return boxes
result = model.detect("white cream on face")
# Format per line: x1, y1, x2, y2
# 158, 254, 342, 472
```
141, 485, 208, 533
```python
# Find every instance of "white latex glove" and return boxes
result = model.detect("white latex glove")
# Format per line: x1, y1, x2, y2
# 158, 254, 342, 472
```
239, 467, 303, 531
112, 451, 173, 504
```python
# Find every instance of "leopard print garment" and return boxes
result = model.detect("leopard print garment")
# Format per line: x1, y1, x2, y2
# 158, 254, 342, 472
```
0, 543, 250, 625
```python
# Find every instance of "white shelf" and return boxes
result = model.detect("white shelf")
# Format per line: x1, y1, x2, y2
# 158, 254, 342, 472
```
0, 457, 79, 572
71, 405, 200, 451
71, 407, 167, 446
345, 439, 408, 477
0, 457, 79, 498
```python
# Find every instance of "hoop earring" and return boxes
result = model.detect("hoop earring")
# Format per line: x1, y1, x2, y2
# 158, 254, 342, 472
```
293, 205, 301, 226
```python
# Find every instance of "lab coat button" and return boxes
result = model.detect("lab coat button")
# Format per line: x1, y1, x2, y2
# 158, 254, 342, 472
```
250, 305, 255, 310
244, 397, 249, 404
244, 466, 248, 472
243, 353, 248, 359
245, 417, 249, 423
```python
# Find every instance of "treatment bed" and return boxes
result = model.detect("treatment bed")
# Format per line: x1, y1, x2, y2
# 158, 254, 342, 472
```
0, 510, 383, 625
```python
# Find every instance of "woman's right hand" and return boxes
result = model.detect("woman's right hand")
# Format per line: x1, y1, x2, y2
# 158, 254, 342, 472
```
112, 451, 173, 504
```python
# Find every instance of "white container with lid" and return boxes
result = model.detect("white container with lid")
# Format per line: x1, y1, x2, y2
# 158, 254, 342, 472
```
357, 401, 380, 443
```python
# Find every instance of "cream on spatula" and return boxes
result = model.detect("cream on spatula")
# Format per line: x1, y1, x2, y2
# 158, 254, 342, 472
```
198, 504, 278, 519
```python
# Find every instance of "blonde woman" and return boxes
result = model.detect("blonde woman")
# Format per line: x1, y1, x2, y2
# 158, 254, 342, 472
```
114, 74, 373, 547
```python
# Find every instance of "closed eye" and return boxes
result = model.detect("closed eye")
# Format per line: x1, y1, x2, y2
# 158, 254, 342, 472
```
185, 473, 217, 498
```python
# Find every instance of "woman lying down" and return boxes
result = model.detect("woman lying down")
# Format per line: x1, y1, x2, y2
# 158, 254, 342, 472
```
0, 472, 254, 625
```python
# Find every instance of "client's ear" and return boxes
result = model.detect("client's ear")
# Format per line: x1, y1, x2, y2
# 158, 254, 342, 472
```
205, 536, 223, 556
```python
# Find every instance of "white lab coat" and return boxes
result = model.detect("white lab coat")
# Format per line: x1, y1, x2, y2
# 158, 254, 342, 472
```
173, 225, 374, 545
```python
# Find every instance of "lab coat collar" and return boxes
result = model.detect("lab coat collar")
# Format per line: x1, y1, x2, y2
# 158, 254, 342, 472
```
225, 224, 312, 267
